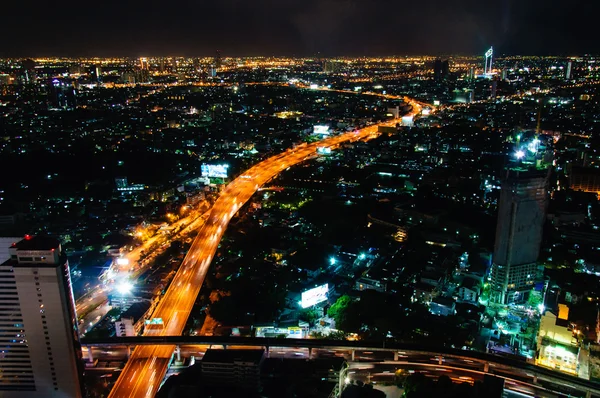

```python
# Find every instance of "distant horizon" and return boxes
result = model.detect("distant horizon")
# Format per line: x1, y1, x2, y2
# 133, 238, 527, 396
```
1, 52, 596, 60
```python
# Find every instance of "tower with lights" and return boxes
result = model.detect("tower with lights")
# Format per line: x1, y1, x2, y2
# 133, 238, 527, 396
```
484, 47, 493, 75
489, 137, 551, 304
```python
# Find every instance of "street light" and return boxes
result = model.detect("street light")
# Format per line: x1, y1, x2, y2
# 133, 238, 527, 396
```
515, 150, 525, 159
329, 257, 336, 266
116, 281, 133, 295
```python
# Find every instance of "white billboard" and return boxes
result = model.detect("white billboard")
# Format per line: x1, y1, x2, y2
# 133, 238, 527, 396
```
401, 116, 414, 127
317, 147, 332, 155
313, 125, 330, 135
201, 164, 229, 178
301, 284, 329, 308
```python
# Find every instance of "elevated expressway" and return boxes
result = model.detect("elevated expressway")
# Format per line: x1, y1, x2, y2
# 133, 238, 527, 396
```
107, 114, 409, 397
87, 336, 600, 398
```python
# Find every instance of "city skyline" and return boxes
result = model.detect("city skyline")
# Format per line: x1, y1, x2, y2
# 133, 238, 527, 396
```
1, 0, 599, 57
1, 51, 600, 397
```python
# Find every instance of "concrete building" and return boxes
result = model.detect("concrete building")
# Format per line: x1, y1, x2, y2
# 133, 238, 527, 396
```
0, 236, 84, 397
355, 277, 386, 293
569, 166, 600, 194
201, 349, 264, 391
458, 278, 481, 303
537, 305, 579, 375
489, 168, 549, 304
0, 237, 22, 263
429, 296, 456, 316
115, 317, 135, 337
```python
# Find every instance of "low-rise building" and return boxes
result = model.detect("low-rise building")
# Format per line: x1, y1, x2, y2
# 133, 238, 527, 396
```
429, 296, 456, 316
536, 305, 579, 375
411, 282, 438, 304
355, 277, 386, 293
458, 278, 481, 303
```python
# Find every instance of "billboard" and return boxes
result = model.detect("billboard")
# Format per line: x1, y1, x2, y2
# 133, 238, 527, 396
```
317, 147, 332, 155
301, 284, 328, 308
201, 164, 229, 178
313, 125, 330, 135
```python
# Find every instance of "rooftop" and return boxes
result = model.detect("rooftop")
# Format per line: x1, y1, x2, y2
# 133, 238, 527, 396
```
12, 235, 60, 251
202, 349, 265, 364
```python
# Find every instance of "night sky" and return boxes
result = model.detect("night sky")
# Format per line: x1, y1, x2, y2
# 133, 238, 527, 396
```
2, 0, 597, 56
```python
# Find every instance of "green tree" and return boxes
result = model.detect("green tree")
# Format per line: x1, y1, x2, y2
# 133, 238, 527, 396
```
527, 290, 543, 310
298, 307, 319, 326
327, 295, 352, 327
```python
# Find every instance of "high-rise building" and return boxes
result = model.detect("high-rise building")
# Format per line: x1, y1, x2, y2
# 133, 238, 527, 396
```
47, 78, 77, 109
215, 50, 222, 70
565, 60, 572, 80
0, 236, 84, 397
139, 57, 149, 71
20, 59, 37, 84
490, 79, 497, 99
434, 59, 442, 81
484, 47, 493, 75
489, 168, 550, 304
323, 61, 343, 74
92, 65, 102, 83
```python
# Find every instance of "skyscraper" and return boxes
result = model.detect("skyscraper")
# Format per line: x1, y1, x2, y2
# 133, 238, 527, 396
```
489, 168, 550, 304
565, 60, 572, 80
0, 236, 84, 397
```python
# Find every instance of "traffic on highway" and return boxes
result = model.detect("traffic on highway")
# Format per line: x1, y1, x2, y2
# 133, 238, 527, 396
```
107, 104, 421, 397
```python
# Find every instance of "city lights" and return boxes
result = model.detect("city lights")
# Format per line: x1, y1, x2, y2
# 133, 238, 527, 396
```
116, 281, 133, 295
3, 51, 599, 398
515, 150, 525, 159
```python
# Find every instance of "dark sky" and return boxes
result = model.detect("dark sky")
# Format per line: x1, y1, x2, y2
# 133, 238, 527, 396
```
2, 0, 597, 56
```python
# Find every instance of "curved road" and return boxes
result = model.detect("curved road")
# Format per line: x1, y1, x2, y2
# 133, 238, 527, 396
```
108, 97, 426, 398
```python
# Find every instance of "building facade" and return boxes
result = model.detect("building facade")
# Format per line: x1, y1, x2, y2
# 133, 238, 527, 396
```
490, 169, 549, 304
0, 236, 84, 397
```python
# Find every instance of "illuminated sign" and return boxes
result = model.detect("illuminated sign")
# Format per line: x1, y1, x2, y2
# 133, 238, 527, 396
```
309, 84, 319, 89
313, 125, 330, 135
301, 284, 328, 308
201, 164, 229, 179
402, 116, 414, 126
422, 108, 431, 116
317, 147, 332, 155
145, 318, 164, 325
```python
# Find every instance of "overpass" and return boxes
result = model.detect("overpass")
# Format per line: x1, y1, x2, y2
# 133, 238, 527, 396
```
84, 336, 600, 398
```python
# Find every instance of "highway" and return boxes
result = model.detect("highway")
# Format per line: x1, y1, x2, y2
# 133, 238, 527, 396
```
107, 107, 420, 397
86, 336, 600, 398
74, 202, 211, 336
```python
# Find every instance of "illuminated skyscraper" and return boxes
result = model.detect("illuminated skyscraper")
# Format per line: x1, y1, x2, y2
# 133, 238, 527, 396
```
489, 168, 549, 304
484, 47, 493, 75
0, 236, 84, 397
137, 58, 150, 83
565, 60, 572, 80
